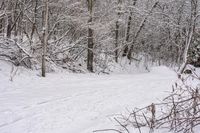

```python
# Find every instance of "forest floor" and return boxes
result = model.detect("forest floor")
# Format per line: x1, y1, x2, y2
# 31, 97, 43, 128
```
0, 61, 177, 133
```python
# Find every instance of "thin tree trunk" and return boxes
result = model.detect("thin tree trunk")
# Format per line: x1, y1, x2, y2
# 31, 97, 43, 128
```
127, 2, 158, 60
31, 0, 38, 40
0, 18, 3, 34
123, 0, 137, 57
115, 20, 119, 62
87, 0, 94, 72
42, 0, 49, 77
114, 0, 122, 63
6, 15, 12, 38
178, 0, 197, 75
0, 1, 4, 34
5, 1, 12, 38
13, 1, 18, 37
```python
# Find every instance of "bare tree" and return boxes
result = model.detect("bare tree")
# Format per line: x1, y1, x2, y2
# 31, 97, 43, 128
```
127, 1, 158, 60
178, 0, 198, 75
123, 0, 137, 57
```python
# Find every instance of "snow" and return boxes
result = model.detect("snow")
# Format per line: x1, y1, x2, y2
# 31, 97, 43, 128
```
0, 61, 177, 133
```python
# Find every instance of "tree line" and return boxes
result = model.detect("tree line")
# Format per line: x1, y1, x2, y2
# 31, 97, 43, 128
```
0, 0, 200, 76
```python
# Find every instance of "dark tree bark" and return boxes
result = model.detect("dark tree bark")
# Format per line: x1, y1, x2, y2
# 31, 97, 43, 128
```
0, 18, 3, 34
42, 0, 49, 77
115, 18, 119, 62
87, 0, 94, 72
6, 15, 12, 38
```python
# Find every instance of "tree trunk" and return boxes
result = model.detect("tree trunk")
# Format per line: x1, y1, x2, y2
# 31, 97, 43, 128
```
178, 0, 197, 75
114, 0, 122, 63
0, 18, 3, 34
0, 1, 4, 34
5, 1, 12, 38
87, 0, 94, 72
123, 0, 137, 57
6, 15, 12, 38
127, 1, 158, 60
31, 0, 38, 40
42, 0, 49, 77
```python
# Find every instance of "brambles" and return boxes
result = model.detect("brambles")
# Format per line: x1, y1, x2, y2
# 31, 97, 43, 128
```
95, 69, 200, 133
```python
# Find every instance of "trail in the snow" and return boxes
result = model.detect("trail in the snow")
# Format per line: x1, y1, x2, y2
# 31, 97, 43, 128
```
0, 63, 177, 133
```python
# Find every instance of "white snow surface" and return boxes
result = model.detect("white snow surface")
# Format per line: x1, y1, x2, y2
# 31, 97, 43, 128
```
0, 61, 177, 133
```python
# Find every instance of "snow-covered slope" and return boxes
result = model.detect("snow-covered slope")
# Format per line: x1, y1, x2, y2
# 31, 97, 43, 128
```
0, 61, 177, 133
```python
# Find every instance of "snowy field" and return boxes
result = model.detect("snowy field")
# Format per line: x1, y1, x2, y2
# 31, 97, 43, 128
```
0, 61, 177, 133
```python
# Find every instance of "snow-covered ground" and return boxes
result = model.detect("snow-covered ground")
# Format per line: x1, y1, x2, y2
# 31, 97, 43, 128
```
0, 61, 177, 133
